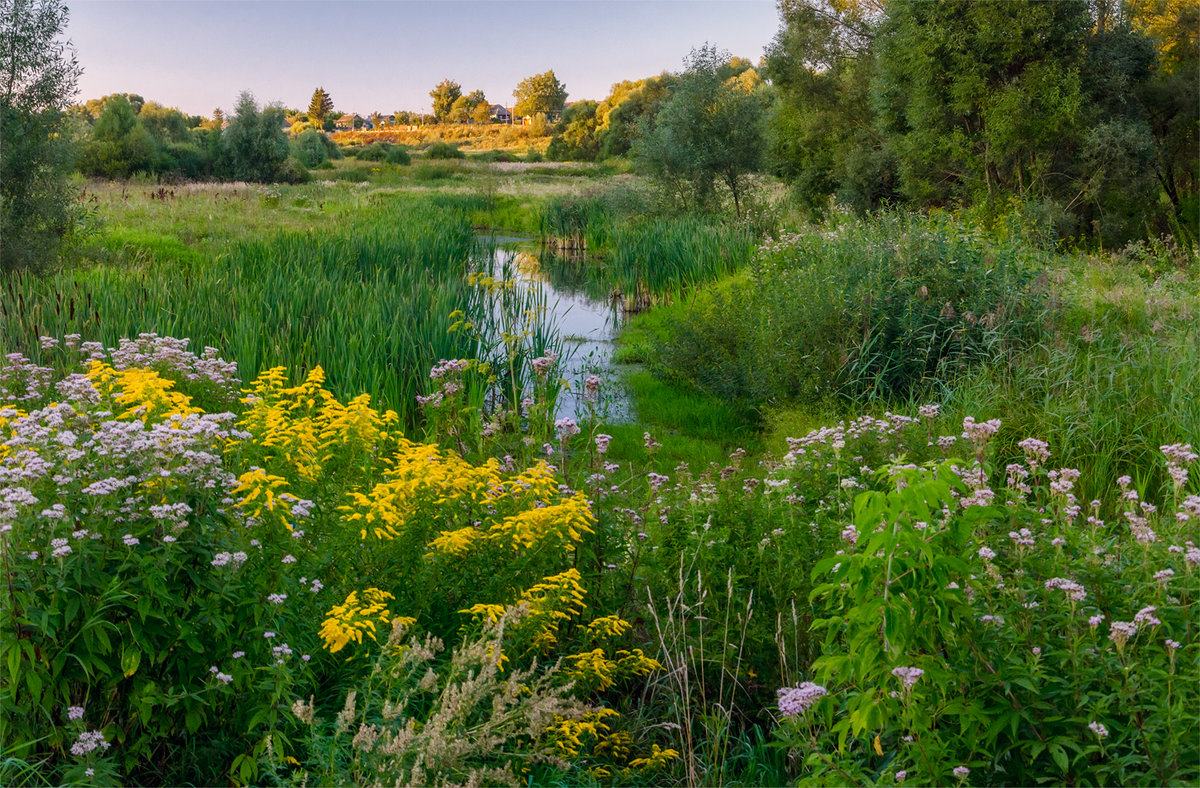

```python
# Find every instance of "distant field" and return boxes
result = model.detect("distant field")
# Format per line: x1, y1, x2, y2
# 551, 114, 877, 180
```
331, 122, 553, 151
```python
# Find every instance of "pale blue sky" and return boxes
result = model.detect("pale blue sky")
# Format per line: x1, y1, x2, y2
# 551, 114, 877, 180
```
67, 1, 780, 117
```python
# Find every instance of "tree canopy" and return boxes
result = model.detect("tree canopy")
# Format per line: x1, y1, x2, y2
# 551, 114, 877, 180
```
513, 70, 567, 118
430, 79, 461, 123
1, 0, 82, 272
307, 87, 333, 127
634, 45, 767, 216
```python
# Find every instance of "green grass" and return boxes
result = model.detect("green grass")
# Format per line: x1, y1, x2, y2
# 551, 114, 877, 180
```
4, 193, 490, 427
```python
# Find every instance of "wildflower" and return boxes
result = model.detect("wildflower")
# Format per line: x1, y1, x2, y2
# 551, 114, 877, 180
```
281, 554, 296, 564
122, 534, 139, 547
1089, 721, 1109, 738
953, 766, 970, 779
1155, 568, 1174, 586
85, 768, 94, 777
67, 705, 85, 721
1088, 615, 1104, 629
232, 651, 245, 659
264, 631, 276, 639
216, 671, 232, 684
1109, 621, 1137, 650
267, 593, 287, 605
891, 666, 924, 688
776, 682, 827, 716
584, 375, 601, 400
555, 417, 580, 441
1045, 577, 1087, 602
978, 546, 996, 561
896, 770, 908, 783
51, 538, 72, 558
594, 433, 612, 454
1165, 639, 1180, 650
69, 730, 110, 756
1031, 647, 1042, 656
1134, 606, 1161, 626
212, 552, 232, 566
162, 535, 177, 543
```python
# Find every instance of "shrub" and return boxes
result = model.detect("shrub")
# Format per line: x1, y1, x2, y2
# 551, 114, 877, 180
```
290, 129, 336, 167
658, 212, 1049, 405
783, 422, 1199, 786
354, 141, 392, 161
384, 145, 411, 166
424, 141, 465, 160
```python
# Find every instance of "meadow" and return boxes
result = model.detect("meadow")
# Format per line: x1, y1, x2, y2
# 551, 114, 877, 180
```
2, 158, 1198, 787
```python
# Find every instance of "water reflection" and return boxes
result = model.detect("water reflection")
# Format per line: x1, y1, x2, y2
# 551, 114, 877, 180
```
481, 239, 629, 422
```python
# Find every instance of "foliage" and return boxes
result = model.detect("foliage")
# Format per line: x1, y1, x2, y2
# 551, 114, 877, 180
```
634, 45, 768, 217
766, 0, 1197, 246
787, 429, 1199, 785
429, 79, 462, 124
0, 0, 83, 273
655, 211, 1048, 406
290, 128, 339, 167
221, 91, 290, 183
424, 140, 465, 160
79, 94, 156, 178
513, 70, 567, 119
306, 87, 333, 128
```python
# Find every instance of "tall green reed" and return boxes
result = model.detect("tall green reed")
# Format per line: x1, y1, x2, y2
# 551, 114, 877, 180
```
1, 196, 486, 428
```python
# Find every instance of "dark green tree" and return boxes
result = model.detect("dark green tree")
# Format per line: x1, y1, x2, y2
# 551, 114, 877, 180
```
79, 94, 156, 178
513, 70, 567, 118
430, 79, 461, 123
633, 45, 768, 216
221, 91, 289, 182
873, 0, 1092, 208
0, 0, 83, 272
307, 87, 333, 129
764, 0, 896, 213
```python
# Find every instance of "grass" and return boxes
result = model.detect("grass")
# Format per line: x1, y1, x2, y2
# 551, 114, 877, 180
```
4, 193, 487, 427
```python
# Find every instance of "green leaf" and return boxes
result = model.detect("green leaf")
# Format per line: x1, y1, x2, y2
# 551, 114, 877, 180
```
121, 646, 142, 678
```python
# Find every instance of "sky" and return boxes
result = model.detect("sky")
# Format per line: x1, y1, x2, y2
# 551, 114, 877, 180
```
66, 0, 781, 117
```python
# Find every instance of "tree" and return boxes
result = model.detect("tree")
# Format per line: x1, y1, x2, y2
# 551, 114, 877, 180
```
369, 111, 383, 128
1, 0, 83, 272
430, 79, 461, 123
513, 70, 567, 118
763, 0, 896, 213
307, 87, 333, 129
448, 95, 471, 124
79, 94, 155, 178
634, 45, 768, 216
221, 91, 289, 182
472, 100, 491, 125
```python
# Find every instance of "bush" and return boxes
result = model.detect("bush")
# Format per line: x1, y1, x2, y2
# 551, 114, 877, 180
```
353, 141, 391, 161
783, 423, 1199, 786
424, 141, 465, 160
277, 156, 309, 184
290, 129, 337, 167
657, 212, 1049, 405
385, 146, 411, 166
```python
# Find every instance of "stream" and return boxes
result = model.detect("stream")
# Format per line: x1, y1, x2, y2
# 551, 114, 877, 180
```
481, 237, 631, 422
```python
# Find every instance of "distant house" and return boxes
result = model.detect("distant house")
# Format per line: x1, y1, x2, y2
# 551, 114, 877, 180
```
384, 114, 396, 125
335, 113, 357, 131
489, 104, 512, 123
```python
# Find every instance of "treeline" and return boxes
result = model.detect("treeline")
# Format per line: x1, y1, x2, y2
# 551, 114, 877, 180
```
72, 91, 318, 183
759, 0, 1198, 243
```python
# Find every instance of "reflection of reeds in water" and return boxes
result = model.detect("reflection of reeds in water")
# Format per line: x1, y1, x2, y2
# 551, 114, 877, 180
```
538, 218, 757, 312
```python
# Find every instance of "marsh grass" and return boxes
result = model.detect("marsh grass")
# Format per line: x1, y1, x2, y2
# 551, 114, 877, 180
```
2, 194, 488, 426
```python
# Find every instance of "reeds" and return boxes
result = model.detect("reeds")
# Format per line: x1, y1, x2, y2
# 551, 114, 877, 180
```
1, 196, 485, 427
